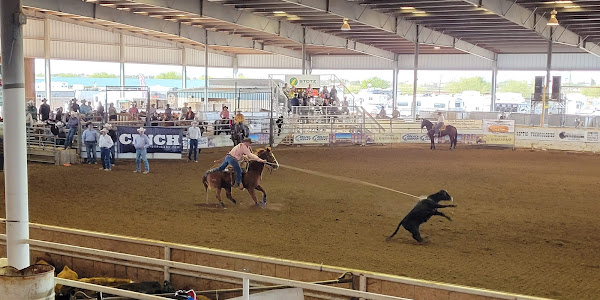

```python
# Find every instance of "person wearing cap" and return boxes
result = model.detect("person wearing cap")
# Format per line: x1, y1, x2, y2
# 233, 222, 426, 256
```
64, 113, 80, 149
187, 121, 201, 162
27, 100, 38, 122
104, 123, 118, 165
39, 98, 51, 121
205, 137, 266, 190
133, 127, 151, 174
71, 98, 80, 113
434, 111, 445, 137
82, 122, 99, 164
98, 128, 114, 171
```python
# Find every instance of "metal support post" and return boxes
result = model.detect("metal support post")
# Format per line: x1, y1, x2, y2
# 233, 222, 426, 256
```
119, 34, 125, 100
44, 18, 51, 103
412, 26, 419, 120
392, 55, 399, 111
182, 47, 187, 89
491, 56, 498, 112
204, 29, 209, 112
301, 27, 306, 75
2, 0, 31, 269
543, 28, 553, 127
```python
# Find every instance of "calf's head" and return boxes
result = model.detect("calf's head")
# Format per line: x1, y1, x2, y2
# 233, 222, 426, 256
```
427, 190, 453, 203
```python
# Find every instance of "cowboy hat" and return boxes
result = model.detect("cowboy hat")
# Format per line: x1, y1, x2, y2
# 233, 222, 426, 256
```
103, 123, 112, 129
100, 128, 109, 133
137, 127, 146, 133
242, 137, 253, 144
191, 121, 198, 126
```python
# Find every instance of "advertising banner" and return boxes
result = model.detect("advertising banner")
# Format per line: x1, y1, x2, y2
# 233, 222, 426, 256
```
285, 75, 320, 88
199, 135, 233, 148
331, 133, 360, 144
118, 126, 183, 153
446, 120, 483, 130
482, 134, 515, 145
293, 133, 330, 144
483, 119, 515, 133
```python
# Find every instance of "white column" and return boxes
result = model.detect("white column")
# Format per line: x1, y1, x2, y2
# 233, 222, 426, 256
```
181, 47, 187, 89
301, 27, 306, 75
119, 34, 125, 101
2, 0, 31, 269
543, 29, 553, 127
204, 29, 209, 112
44, 18, 51, 103
232, 55, 238, 79
491, 56, 498, 112
412, 26, 419, 120
392, 55, 399, 110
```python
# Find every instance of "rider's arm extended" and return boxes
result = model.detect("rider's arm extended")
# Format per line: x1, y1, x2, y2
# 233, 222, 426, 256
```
241, 145, 265, 162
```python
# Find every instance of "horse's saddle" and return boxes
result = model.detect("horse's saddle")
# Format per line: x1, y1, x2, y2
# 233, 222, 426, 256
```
224, 160, 249, 174
439, 124, 447, 131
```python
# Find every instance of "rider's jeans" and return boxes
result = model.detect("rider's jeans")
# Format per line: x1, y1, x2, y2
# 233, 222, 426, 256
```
216, 154, 243, 185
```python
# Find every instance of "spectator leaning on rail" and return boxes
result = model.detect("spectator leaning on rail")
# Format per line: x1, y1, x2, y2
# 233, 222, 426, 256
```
204, 137, 266, 190
434, 111, 445, 137
39, 98, 51, 121
108, 103, 118, 121
82, 122, 99, 164
133, 127, 151, 174
98, 128, 114, 171
64, 113, 80, 149
164, 104, 173, 121
187, 121, 202, 163
79, 100, 92, 116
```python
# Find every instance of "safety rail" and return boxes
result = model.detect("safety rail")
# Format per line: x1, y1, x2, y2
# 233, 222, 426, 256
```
25, 126, 62, 164
0, 220, 550, 300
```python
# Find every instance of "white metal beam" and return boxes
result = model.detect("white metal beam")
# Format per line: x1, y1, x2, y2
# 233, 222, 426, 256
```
22, 0, 304, 59
117, 0, 397, 60
279, 0, 497, 61
461, 0, 600, 57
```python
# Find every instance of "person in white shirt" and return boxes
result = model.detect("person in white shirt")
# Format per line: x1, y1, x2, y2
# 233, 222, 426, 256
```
187, 121, 202, 162
98, 128, 114, 171
434, 111, 445, 137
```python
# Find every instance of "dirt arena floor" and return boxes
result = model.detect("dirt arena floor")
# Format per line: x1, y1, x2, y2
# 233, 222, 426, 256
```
1, 144, 599, 299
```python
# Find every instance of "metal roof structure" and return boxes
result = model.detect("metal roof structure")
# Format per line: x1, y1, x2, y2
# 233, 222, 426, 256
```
20, 0, 600, 64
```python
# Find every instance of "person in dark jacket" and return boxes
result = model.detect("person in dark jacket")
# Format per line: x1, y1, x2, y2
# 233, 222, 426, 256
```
39, 98, 51, 121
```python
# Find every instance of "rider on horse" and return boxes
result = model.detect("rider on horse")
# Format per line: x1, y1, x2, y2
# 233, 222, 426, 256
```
205, 137, 266, 190
434, 111, 445, 137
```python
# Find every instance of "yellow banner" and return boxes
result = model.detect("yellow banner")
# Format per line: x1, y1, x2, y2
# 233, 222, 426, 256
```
484, 134, 515, 145
445, 120, 483, 130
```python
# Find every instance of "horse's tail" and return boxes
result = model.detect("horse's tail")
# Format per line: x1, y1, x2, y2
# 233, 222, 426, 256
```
202, 172, 209, 191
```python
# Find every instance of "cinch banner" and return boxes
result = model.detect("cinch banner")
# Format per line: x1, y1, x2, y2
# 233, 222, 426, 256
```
118, 126, 183, 153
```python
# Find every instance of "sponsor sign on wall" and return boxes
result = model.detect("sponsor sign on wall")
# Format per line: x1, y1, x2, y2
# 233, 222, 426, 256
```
293, 133, 330, 144
331, 133, 360, 144
483, 119, 515, 133
446, 120, 483, 130
118, 126, 182, 153
285, 75, 320, 88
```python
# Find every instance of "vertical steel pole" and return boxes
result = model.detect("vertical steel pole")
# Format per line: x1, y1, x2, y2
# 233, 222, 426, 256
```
44, 18, 51, 104
412, 26, 419, 120
181, 47, 187, 89
392, 54, 398, 111
301, 27, 306, 75
119, 34, 125, 100
543, 28, 553, 127
2, 0, 31, 269
204, 29, 209, 112
269, 79, 274, 147
491, 55, 498, 112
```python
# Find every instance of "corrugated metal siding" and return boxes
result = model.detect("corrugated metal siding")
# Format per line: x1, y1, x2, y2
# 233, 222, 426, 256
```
124, 47, 182, 65
24, 39, 44, 58
50, 19, 120, 45
397, 54, 494, 70
238, 54, 301, 69
125, 35, 178, 49
498, 53, 600, 71
185, 48, 233, 67
51, 41, 119, 61
24, 18, 45, 38
312, 55, 391, 69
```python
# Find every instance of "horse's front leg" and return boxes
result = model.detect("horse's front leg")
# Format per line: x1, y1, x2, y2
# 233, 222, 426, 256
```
247, 187, 260, 206
255, 185, 267, 206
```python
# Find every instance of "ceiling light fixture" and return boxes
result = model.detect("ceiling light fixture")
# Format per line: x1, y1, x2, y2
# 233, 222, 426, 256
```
434, 46, 441, 50
554, 1, 572, 4
400, 7, 415, 10
273, 11, 286, 14
412, 10, 426, 14
564, 5, 580, 8
547, 9, 559, 26
341, 18, 351, 31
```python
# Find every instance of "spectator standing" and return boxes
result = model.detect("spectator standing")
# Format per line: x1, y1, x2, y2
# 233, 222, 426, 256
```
27, 101, 38, 122
56, 107, 64, 122
39, 98, 51, 121
108, 103, 118, 121
104, 123, 118, 165
187, 121, 201, 162
186, 107, 195, 120
97, 102, 105, 118
129, 103, 139, 120
149, 104, 157, 119
82, 123, 99, 164
79, 100, 91, 115
181, 104, 189, 121
98, 128, 114, 171
164, 104, 172, 121
220, 106, 230, 119
290, 94, 300, 114
330, 86, 338, 102
64, 113, 80, 149
71, 98, 79, 113
133, 127, 150, 174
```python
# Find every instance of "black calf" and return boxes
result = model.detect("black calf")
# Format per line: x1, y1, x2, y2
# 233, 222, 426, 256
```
386, 190, 456, 243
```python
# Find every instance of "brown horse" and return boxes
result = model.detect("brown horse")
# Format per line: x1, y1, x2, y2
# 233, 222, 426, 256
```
202, 148, 279, 208
421, 119, 458, 150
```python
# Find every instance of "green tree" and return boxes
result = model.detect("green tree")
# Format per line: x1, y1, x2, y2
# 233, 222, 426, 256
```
53, 73, 80, 77
581, 87, 600, 98
90, 72, 118, 78
498, 80, 533, 98
359, 77, 390, 90
155, 71, 182, 79
35, 73, 44, 77
445, 77, 491, 94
